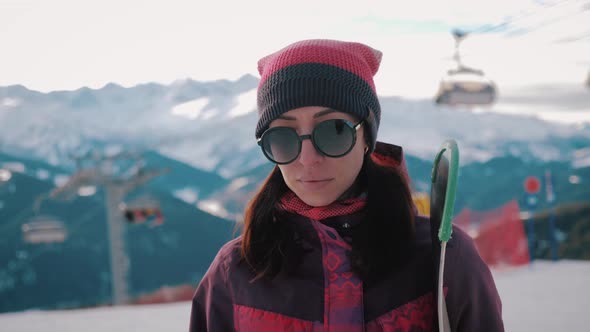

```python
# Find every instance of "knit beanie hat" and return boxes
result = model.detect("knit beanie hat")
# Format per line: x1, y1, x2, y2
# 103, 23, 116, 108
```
255, 39, 383, 152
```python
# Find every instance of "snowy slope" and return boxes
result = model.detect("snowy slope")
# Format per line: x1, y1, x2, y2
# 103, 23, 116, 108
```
0, 260, 588, 332
493, 260, 590, 332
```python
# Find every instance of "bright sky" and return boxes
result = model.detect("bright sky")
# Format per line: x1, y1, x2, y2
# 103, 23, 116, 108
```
1, 0, 588, 97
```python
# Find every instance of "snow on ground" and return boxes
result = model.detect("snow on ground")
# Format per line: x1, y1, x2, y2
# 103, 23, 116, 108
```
0, 302, 191, 332
0, 260, 588, 332
492, 260, 590, 332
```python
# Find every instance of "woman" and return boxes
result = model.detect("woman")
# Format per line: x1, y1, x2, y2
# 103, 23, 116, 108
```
190, 39, 504, 331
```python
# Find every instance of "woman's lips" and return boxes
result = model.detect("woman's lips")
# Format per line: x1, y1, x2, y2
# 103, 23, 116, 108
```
298, 179, 333, 191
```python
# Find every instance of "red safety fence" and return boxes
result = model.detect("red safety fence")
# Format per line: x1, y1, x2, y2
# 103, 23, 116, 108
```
454, 200, 530, 267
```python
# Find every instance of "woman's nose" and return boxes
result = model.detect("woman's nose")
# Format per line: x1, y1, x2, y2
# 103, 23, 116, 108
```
298, 138, 323, 166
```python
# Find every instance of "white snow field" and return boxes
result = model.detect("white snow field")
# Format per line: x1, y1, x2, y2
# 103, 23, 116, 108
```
0, 260, 588, 332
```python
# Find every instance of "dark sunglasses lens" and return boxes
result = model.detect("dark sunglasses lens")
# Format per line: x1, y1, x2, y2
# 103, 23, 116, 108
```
262, 128, 300, 163
313, 119, 355, 157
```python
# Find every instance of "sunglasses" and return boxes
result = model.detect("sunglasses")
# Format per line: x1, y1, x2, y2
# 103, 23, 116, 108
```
257, 118, 364, 164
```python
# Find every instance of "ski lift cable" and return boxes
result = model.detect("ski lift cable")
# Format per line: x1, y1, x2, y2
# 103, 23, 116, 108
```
443, 0, 588, 75
454, 0, 585, 40
456, 0, 576, 33
438, 0, 586, 70
505, 6, 590, 43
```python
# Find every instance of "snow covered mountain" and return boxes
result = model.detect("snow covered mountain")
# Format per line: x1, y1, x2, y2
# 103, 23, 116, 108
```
0, 75, 589, 180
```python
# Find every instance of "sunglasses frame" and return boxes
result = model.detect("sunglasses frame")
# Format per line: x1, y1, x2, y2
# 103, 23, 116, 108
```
257, 118, 364, 165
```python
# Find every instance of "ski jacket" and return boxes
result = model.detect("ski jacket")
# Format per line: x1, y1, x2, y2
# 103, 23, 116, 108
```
190, 143, 503, 332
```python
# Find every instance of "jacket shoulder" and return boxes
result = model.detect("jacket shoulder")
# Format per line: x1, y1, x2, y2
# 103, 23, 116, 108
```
412, 215, 478, 252
215, 236, 243, 269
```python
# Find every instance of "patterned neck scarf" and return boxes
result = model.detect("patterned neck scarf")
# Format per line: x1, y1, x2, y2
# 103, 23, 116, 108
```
278, 190, 367, 221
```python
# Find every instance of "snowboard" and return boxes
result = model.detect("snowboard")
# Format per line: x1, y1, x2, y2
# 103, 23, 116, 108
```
430, 139, 460, 332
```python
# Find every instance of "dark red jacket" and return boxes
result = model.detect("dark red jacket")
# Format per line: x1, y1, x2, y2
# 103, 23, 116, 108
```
190, 142, 503, 331
190, 212, 503, 331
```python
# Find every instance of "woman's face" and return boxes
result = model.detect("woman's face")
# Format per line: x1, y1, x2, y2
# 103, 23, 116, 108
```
269, 106, 367, 207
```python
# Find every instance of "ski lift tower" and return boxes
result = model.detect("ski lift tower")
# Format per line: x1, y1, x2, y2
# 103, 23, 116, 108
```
49, 151, 168, 305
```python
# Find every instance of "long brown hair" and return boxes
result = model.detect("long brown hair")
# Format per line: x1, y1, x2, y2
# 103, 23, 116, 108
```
240, 154, 416, 283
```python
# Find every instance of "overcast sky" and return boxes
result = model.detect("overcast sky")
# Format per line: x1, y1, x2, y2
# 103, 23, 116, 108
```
1, 0, 588, 97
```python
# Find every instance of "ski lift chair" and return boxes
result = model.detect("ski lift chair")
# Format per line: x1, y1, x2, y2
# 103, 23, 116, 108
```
22, 216, 68, 244
120, 195, 164, 227
435, 66, 497, 106
435, 29, 498, 107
